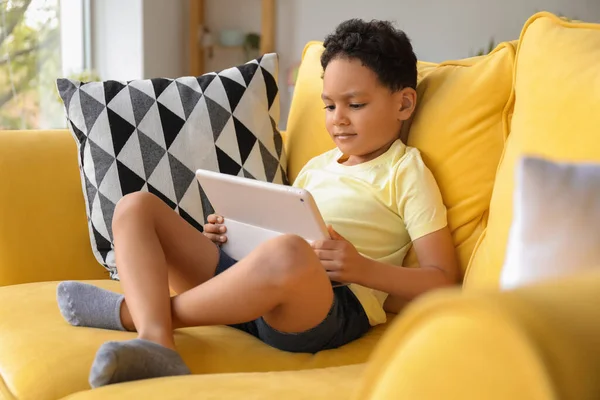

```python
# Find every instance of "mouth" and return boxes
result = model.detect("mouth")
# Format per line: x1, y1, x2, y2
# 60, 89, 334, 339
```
333, 133, 357, 140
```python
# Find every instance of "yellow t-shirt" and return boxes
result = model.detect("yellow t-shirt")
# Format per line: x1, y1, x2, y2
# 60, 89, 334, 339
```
293, 139, 448, 326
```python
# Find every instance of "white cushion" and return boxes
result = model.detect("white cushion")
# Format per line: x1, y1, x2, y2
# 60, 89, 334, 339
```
501, 156, 600, 290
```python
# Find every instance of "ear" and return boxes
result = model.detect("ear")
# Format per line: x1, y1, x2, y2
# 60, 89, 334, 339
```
394, 87, 417, 122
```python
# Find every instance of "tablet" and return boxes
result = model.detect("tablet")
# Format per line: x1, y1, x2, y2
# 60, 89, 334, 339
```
195, 169, 330, 261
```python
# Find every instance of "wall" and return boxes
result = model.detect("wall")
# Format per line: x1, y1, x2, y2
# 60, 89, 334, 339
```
143, 0, 186, 79
92, 0, 144, 80
274, 0, 600, 127
92, 0, 185, 81
60, 0, 84, 77
92, 0, 600, 123
278, 0, 600, 64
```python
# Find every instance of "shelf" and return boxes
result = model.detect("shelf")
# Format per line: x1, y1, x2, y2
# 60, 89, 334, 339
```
189, 0, 275, 76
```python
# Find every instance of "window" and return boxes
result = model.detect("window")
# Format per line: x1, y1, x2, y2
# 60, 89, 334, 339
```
0, 0, 88, 130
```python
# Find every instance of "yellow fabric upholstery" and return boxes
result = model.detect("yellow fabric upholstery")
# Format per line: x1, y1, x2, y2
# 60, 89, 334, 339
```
403, 43, 516, 274
465, 13, 600, 290
358, 271, 600, 399
0, 280, 387, 400
0, 130, 108, 286
284, 41, 437, 183
56, 272, 600, 399
61, 365, 364, 400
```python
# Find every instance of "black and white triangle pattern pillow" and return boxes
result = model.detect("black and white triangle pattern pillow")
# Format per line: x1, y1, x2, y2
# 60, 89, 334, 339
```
57, 53, 287, 279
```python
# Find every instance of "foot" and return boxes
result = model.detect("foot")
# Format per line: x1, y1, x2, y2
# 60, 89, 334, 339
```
89, 339, 191, 388
57, 281, 126, 331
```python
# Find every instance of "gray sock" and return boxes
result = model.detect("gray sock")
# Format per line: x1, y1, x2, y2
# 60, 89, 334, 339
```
89, 339, 191, 388
57, 281, 126, 331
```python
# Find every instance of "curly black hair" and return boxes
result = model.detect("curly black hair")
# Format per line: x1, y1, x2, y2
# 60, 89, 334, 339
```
321, 19, 417, 91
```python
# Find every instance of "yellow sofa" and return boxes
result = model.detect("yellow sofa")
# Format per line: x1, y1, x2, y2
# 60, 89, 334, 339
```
1, 12, 599, 399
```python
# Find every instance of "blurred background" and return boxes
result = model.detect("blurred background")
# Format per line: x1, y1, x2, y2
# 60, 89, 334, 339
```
1, 0, 599, 131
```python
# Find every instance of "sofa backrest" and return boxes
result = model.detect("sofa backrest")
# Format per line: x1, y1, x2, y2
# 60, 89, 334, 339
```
285, 41, 516, 279
464, 12, 600, 290
0, 130, 109, 286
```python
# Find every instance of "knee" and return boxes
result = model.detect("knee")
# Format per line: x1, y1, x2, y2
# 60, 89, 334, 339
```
113, 192, 160, 230
259, 234, 319, 285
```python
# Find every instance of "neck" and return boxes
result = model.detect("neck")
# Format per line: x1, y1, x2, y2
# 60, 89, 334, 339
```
342, 138, 398, 166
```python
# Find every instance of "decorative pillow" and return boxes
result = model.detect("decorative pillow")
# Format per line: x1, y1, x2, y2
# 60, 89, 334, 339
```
501, 157, 600, 290
465, 12, 600, 290
57, 54, 287, 278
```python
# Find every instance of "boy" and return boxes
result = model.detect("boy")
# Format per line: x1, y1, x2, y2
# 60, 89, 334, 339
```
57, 19, 458, 388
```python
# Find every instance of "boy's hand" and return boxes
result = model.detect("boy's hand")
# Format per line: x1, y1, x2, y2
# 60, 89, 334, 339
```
203, 214, 227, 245
311, 226, 366, 284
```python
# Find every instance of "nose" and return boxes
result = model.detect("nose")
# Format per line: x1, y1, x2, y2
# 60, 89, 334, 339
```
332, 107, 349, 126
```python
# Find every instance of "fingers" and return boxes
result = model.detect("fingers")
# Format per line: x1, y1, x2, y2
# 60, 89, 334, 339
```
313, 249, 337, 261
327, 225, 346, 241
203, 232, 228, 244
206, 214, 224, 224
204, 223, 227, 234
320, 260, 342, 270
326, 271, 342, 282
320, 257, 344, 283
311, 239, 343, 250
203, 215, 227, 245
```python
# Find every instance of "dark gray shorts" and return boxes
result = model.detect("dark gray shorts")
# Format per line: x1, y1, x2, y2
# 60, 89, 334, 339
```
215, 248, 371, 354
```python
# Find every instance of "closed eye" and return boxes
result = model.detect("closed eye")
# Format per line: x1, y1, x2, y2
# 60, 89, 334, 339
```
350, 103, 366, 109
324, 103, 366, 111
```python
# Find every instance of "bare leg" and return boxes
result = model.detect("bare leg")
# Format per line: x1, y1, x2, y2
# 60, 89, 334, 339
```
112, 192, 221, 349
88, 192, 333, 388
170, 233, 334, 333
112, 192, 333, 349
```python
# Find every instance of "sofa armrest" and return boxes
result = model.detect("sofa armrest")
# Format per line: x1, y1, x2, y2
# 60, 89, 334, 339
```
358, 271, 600, 399
0, 130, 109, 286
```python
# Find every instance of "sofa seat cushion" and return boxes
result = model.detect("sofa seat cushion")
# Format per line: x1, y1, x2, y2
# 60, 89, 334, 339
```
0, 281, 387, 400
61, 364, 364, 400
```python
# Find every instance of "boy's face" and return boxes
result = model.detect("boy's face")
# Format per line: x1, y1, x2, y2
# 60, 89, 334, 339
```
322, 57, 415, 163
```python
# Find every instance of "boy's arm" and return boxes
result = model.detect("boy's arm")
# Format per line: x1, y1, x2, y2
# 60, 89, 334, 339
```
315, 225, 459, 309
359, 226, 459, 312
